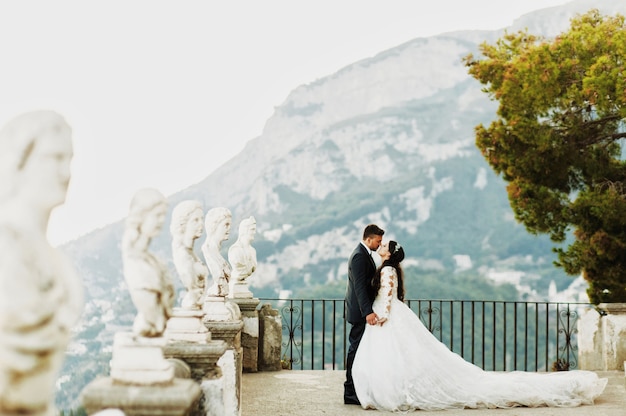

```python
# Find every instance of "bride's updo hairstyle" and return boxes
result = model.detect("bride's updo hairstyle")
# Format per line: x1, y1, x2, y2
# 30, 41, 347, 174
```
388, 241, 405, 265
373, 240, 405, 302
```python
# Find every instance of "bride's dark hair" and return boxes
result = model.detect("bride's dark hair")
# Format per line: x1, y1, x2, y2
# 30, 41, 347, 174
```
371, 240, 405, 302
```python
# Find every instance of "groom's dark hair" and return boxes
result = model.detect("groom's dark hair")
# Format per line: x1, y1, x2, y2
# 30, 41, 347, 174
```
363, 224, 384, 240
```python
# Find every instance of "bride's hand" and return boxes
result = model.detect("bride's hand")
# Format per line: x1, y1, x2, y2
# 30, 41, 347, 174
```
377, 318, 387, 326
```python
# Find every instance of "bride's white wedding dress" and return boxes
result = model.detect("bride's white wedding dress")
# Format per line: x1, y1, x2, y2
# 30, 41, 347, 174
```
352, 266, 608, 412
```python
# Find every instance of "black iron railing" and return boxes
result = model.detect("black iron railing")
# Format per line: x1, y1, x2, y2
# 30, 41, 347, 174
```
259, 299, 598, 372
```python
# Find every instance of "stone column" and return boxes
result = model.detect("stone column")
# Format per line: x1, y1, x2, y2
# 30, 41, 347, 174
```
577, 306, 603, 370
578, 303, 626, 371
228, 297, 261, 372
163, 307, 228, 416
203, 300, 244, 416
162, 339, 228, 416
258, 303, 283, 371
598, 303, 626, 371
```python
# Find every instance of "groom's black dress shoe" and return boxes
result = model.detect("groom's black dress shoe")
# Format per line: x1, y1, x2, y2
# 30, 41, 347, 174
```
344, 396, 361, 405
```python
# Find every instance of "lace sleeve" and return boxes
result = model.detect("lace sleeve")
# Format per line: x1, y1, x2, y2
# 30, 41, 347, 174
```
377, 266, 395, 322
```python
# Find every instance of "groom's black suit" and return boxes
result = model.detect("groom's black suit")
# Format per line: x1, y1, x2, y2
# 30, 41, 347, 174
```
344, 242, 377, 404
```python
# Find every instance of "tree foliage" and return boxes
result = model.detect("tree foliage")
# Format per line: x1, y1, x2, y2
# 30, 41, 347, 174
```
464, 10, 626, 303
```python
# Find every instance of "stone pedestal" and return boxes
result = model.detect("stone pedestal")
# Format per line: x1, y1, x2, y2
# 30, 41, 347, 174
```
599, 303, 626, 370
163, 339, 228, 416
578, 303, 626, 371
80, 376, 201, 416
228, 297, 260, 372
578, 306, 603, 370
204, 314, 244, 416
166, 308, 211, 343
162, 340, 228, 382
230, 281, 253, 299
109, 332, 174, 385
258, 303, 283, 371
203, 296, 236, 322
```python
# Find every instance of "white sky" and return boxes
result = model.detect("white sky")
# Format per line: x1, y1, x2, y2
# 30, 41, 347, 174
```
0, 0, 570, 246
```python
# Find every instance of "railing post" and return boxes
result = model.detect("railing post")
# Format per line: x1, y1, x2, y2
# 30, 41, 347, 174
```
578, 303, 626, 371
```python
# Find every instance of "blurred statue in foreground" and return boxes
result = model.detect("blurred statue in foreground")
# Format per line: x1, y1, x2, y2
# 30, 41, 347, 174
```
201, 207, 232, 298
0, 111, 84, 416
170, 200, 207, 309
122, 188, 175, 337
228, 216, 257, 298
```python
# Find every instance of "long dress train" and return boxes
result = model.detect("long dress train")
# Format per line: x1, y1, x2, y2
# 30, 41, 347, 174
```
352, 267, 608, 412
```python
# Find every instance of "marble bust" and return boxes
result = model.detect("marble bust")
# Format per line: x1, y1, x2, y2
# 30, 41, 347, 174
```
170, 200, 207, 310
0, 111, 84, 416
201, 207, 232, 298
228, 216, 257, 298
121, 188, 175, 337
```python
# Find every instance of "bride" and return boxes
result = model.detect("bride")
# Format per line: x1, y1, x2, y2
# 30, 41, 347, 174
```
352, 240, 608, 411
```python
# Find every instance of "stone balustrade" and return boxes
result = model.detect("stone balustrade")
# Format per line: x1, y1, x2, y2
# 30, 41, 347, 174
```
79, 300, 282, 416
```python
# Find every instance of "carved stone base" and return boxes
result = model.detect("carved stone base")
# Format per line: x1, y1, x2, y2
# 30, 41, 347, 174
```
203, 296, 239, 322
162, 339, 228, 382
166, 308, 211, 343
80, 376, 201, 416
109, 332, 174, 385
203, 320, 244, 345
229, 281, 253, 299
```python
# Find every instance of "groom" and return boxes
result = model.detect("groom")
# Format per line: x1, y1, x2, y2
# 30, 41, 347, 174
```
344, 223, 384, 405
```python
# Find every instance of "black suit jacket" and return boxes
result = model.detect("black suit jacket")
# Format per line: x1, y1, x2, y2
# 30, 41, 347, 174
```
345, 243, 377, 324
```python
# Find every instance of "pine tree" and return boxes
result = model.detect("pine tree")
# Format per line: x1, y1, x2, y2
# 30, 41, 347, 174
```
464, 9, 626, 303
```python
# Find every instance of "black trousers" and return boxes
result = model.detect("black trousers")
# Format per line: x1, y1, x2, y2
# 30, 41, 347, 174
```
344, 321, 366, 399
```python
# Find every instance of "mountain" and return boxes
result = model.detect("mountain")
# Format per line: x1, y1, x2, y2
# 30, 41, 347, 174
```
56, 0, 626, 410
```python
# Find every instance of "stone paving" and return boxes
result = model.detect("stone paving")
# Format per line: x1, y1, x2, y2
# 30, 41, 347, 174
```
242, 370, 625, 415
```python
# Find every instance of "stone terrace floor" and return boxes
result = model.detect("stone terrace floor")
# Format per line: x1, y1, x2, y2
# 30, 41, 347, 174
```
242, 370, 625, 415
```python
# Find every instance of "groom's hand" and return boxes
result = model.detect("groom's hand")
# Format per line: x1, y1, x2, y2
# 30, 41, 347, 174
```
366, 312, 379, 325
